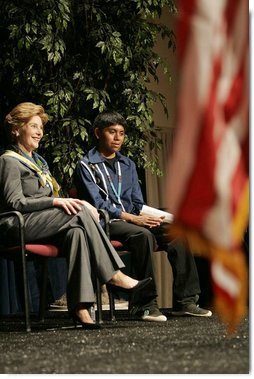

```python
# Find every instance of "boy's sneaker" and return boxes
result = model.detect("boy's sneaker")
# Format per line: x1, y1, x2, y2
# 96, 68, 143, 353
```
170, 303, 212, 317
49, 293, 68, 311
141, 306, 167, 322
130, 299, 167, 322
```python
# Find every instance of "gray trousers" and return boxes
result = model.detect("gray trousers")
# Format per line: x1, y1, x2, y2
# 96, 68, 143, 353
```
7, 206, 124, 312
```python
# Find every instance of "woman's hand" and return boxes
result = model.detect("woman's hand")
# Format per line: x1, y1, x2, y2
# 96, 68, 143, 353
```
80, 200, 100, 222
53, 198, 84, 215
53, 198, 100, 222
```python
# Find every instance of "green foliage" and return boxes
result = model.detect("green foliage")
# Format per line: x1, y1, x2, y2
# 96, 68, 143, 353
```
0, 0, 176, 191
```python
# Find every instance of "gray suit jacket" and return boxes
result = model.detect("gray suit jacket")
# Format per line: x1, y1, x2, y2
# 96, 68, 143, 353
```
0, 154, 54, 239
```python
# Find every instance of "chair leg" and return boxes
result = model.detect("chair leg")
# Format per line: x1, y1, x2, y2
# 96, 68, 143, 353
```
21, 254, 31, 332
95, 277, 103, 324
16, 211, 31, 332
108, 290, 116, 321
39, 258, 48, 322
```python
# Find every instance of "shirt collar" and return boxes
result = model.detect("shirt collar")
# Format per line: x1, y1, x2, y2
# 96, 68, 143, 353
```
87, 147, 130, 166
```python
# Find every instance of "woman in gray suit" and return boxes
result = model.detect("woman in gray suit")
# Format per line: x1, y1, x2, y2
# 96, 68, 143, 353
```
0, 102, 151, 329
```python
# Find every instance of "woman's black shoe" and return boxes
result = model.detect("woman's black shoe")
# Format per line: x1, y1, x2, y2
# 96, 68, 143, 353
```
107, 277, 152, 295
72, 313, 102, 330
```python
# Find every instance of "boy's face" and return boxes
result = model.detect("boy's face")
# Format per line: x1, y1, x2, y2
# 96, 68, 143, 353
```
95, 124, 125, 156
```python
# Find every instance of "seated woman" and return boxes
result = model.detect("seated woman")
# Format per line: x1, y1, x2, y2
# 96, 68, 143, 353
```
0, 102, 151, 329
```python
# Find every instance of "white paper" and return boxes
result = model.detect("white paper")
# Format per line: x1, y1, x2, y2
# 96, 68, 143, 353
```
140, 205, 174, 223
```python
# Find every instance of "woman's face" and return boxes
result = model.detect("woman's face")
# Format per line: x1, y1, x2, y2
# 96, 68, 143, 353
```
16, 115, 44, 156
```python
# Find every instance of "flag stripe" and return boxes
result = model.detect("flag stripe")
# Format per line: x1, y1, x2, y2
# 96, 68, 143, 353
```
177, 0, 197, 64
211, 260, 240, 298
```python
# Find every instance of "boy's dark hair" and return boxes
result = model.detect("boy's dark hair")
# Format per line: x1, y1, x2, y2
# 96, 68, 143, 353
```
93, 111, 127, 130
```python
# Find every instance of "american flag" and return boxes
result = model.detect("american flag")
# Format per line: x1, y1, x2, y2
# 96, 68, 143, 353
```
167, 0, 249, 333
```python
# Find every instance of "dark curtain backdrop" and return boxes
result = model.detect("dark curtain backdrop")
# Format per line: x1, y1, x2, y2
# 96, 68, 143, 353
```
0, 257, 67, 315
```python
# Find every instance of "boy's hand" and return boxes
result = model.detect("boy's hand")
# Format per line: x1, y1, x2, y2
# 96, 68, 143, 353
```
121, 211, 164, 228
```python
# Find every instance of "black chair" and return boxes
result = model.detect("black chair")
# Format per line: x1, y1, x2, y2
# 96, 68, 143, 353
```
0, 210, 103, 332
99, 209, 132, 321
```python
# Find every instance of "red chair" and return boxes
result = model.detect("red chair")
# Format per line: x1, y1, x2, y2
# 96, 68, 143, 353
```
0, 210, 103, 332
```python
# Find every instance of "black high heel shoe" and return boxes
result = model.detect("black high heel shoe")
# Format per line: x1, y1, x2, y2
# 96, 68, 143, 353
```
107, 277, 152, 295
72, 313, 102, 330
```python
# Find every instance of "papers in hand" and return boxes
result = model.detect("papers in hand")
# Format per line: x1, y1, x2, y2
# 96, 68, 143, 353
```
140, 205, 174, 223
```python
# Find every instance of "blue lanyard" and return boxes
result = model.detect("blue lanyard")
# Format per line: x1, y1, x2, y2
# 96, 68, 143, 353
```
102, 161, 122, 202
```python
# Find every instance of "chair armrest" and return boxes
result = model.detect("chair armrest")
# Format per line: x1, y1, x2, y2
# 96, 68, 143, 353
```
0, 210, 24, 224
98, 209, 110, 238
0, 210, 25, 248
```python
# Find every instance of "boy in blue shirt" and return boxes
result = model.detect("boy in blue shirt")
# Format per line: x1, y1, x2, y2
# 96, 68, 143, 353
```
75, 111, 212, 321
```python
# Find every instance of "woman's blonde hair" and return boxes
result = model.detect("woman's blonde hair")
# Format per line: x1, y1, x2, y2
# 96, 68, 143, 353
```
4, 102, 49, 143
